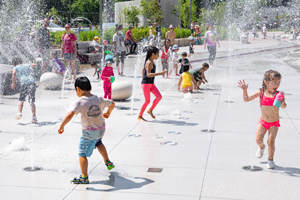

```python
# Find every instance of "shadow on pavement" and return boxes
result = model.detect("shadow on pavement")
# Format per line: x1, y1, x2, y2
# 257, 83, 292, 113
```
152, 119, 198, 126
18, 121, 58, 126
273, 165, 300, 177
260, 162, 300, 177
87, 172, 154, 191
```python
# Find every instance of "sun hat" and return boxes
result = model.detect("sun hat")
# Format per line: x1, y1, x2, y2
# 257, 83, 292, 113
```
172, 44, 179, 50
195, 25, 199, 28
93, 36, 100, 41
105, 54, 115, 64
169, 24, 174, 29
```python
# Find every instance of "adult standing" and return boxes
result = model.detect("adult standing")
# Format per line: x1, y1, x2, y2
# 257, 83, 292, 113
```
293, 26, 297, 40
165, 24, 176, 48
262, 24, 267, 39
190, 21, 195, 35
113, 24, 126, 76
204, 25, 220, 67
35, 17, 52, 75
153, 22, 162, 49
60, 24, 77, 81
252, 26, 257, 40
126, 26, 137, 54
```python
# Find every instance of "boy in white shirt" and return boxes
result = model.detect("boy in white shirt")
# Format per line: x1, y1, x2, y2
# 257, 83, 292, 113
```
58, 76, 115, 184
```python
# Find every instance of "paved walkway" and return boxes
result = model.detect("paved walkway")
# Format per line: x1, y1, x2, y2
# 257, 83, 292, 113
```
1, 36, 300, 200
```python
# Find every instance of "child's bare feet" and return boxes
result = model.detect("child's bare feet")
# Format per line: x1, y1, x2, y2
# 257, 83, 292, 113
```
147, 109, 156, 119
137, 116, 147, 121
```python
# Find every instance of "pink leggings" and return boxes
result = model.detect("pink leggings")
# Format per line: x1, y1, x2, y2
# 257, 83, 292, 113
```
103, 83, 112, 99
140, 84, 162, 116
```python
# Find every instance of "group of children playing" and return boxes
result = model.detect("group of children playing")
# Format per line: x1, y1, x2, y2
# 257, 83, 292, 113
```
161, 40, 209, 93
10, 34, 288, 185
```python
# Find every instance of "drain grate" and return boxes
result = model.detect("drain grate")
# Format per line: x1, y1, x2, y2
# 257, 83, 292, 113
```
147, 168, 163, 173
23, 167, 42, 171
242, 165, 263, 171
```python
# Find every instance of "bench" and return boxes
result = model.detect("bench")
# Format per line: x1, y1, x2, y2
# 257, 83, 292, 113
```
77, 41, 102, 64
241, 35, 249, 44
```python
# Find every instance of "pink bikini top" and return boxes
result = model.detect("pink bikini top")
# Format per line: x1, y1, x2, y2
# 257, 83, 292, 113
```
260, 91, 278, 106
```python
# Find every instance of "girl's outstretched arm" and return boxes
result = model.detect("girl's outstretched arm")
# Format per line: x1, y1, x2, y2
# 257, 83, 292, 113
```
237, 79, 260, 102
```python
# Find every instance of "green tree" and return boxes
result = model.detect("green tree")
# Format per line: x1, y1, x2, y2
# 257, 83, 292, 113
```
140, 0, 164, 25
71, 0, 100, 24
121, 4, 141, 27
174, 0, 197, 28
198, 2, 226, 25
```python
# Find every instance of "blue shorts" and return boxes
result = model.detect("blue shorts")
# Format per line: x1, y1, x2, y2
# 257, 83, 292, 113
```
78, 129, 105, 157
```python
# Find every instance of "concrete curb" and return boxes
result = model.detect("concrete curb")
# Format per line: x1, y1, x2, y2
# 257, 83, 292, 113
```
190, 43, 300, 64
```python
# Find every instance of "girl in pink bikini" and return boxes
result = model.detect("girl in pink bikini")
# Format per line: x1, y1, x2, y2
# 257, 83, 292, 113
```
238, 70, 287, 169
138, 46, 166, 121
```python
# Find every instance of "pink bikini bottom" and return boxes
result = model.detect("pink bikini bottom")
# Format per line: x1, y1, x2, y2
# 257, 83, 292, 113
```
259, 119, 280, 130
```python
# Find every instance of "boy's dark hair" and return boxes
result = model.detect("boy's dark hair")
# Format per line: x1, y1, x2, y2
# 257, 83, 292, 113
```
75, 76, 91, 91
202, 63, 209, 68
183, 64, 190, 72
182, 52, 187, 57
12, 58, 23, 66
91, 61, 98, 66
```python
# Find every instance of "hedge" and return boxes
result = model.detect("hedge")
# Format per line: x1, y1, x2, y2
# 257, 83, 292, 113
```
50, 25, 239, 45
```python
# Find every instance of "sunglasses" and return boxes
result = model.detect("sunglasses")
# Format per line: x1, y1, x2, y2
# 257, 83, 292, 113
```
65, 27, 70, 29
44, 21, 50, 23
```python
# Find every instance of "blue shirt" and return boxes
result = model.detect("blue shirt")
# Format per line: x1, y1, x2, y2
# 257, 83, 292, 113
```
13, 64, 35, 85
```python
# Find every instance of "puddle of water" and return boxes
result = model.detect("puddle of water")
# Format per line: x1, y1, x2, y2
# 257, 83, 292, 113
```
155, 135, 164, 139
179, 117, 189, 120
160, 141, 178, 146
128, 134, 141, 138
182, 111, 193, 114
168, 131, 181, 134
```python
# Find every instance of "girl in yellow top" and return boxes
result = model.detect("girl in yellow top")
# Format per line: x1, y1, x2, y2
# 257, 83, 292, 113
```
178, 64, 195, 93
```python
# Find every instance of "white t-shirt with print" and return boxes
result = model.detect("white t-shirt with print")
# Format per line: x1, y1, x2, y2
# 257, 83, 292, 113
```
71, 95, 112, 130
113, 33, 126, 53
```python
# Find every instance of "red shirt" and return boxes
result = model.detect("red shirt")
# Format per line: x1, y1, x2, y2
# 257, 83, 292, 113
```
161, 48, 169, 60
126, 30, 133, 41
61, 33, 77, 54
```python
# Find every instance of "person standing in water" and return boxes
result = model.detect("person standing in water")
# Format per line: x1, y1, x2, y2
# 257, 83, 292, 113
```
237, 70, 287, 169
61, 24, 77, 81
138, 47, 166, 121
204, 24, 220, 67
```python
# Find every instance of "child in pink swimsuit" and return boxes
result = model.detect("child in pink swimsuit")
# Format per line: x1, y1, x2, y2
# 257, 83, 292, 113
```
238, 70, 287, 170
101, 55, 115, 99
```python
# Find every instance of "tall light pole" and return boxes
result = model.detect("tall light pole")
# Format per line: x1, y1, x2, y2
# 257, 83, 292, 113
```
190, 0, 192, 28
81, 0, 83, 16
69, 0, 72, 23
100, 0, 103, 37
